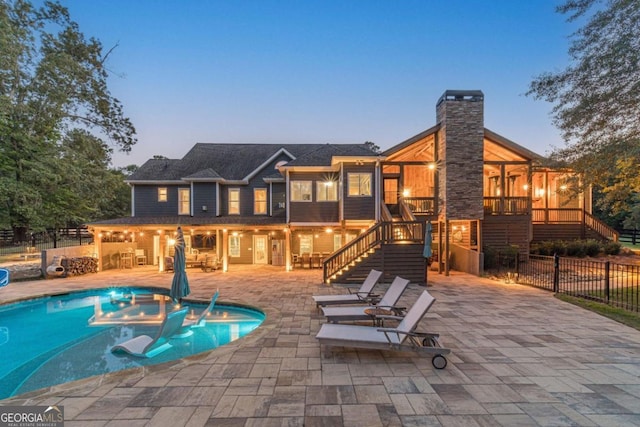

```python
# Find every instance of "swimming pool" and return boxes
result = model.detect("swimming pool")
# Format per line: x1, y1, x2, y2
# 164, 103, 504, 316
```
0, 288, 264, 399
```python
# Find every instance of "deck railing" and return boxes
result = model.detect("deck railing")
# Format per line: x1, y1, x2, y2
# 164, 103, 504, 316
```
483, 197, 529, 215
403, 197, 436, 215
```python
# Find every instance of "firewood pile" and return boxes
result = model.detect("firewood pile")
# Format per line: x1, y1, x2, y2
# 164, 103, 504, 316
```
62, 256, 98, 276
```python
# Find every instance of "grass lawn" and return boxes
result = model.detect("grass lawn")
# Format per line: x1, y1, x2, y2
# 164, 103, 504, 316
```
555, 293, 640, 331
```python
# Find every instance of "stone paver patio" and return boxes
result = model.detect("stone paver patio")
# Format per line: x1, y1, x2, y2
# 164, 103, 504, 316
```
2, 265, 640, 426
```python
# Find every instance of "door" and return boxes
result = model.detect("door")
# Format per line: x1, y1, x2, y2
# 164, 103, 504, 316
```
253, 235, 268, 264
384, 177, 399, 214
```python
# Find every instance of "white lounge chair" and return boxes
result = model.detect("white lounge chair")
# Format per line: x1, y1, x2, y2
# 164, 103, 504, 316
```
312, 269, 382, 308
111, 307, 188, 358
316, 290, 450, 369
322, 276, 410, 324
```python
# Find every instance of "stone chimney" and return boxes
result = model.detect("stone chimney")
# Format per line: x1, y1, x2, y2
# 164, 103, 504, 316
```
436, 90, 485, 220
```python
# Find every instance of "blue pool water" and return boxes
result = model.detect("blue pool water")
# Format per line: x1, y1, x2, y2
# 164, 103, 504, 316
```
0, 288, 264, 399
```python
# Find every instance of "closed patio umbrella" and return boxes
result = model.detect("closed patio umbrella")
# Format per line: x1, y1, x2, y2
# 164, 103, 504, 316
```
423, 221, 433, 285
170, 227, 191, 302
423, 221, 433, 258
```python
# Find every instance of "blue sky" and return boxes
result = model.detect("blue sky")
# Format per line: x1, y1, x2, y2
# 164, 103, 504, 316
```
58, 0, 575, 167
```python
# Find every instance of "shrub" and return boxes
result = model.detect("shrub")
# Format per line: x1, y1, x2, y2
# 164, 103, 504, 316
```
483, 245, 497, 269
566, 240, 587, 257
603, 241, 622, 255
584, 239, 602, 257
501, 245, 519, 268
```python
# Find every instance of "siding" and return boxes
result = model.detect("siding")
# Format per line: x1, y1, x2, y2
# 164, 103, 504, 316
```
220, 153, 291, 217
134, 185, 186, 217
192, 182, 217, 218
342, 164, 376, 220
532, 224, 584, 242
482, 215, 531, 256
289, 172, 340, 223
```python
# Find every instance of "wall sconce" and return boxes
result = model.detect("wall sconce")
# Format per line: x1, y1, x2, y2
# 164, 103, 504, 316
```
202, 205, 208, 212
402, 189, 411, 197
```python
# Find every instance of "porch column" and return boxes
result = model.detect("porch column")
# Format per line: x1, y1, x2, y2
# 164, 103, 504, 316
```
285, 228, 291, 271
95, 229, 103, 272
444, 219, 450, 276
158, 230, 166, 272
222, 229, 229, 272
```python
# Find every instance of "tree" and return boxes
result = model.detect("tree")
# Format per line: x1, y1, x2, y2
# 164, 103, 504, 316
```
527, 0, 640, 218
364, 141, 381, 154
0, 0, 136, 240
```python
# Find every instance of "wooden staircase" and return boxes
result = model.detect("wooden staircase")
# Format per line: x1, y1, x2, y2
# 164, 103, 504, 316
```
323, 220, 428, 285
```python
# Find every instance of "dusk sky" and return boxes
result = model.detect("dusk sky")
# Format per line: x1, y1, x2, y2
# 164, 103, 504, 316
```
58, 0, 577, 168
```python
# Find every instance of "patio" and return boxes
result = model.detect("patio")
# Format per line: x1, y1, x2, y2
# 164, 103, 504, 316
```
2, 265, 640, 426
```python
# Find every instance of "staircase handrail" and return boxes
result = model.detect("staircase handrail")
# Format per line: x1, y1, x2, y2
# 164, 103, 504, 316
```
399, 198, 417, 222
323, 221, 425, 283
323, 223, 383, 282
584, 212, 619, 241
380, 202, 394, 222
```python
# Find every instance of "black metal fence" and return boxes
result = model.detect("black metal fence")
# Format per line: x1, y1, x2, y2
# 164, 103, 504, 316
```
619, 229, 640, 247
508, 254, 640, 313
0, 228, 93, 258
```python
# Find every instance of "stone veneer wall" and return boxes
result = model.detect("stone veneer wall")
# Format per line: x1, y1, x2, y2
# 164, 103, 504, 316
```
436, 91, 485, 220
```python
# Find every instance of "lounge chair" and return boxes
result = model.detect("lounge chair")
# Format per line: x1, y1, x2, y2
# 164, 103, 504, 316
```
182, 290, 220, 328
111, 307, 188, 358
321, 276, 410, 324
312, 269, 382, 308
315, 290, 450, 369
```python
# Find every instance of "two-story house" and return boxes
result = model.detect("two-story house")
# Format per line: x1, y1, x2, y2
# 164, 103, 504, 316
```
89, 90, 616, 283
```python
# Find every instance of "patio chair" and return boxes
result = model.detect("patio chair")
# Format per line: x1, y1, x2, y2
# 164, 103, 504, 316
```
312, 269, 383, 308
315, 290, 450, 369
111, 307, 188, 358
321, 276, 410, 324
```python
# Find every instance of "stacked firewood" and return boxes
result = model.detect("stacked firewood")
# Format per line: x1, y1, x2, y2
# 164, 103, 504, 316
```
62, 256, 98, 276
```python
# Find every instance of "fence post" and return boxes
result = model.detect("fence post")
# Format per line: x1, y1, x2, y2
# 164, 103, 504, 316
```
604, 261, 610, 302
553, 253, 560, 293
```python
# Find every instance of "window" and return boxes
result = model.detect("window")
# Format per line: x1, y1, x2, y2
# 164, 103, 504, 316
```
299, 235, 313, 254
229, 235, 240, 257
348, 173, 372, 196
158, 187, 167, 202
178, 188, 190, 215
254, 188, 267, 214
316, 181, 338, 201
228, 189, 240, 215
291, 181, 312, 201
333, 234, 342, 251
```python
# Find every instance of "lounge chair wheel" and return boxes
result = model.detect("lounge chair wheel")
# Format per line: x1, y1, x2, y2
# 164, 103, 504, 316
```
432, 355, 447, 370
422, 337, 435, 347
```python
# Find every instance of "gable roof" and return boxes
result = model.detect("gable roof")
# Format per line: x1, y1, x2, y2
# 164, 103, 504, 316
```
128, 143, 377, 183
383, 125, 545, 162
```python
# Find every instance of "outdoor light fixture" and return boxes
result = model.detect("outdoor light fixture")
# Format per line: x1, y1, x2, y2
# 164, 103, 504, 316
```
402, 189, 411, 197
